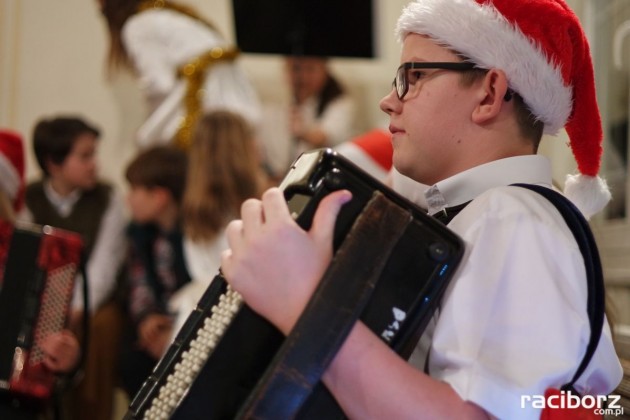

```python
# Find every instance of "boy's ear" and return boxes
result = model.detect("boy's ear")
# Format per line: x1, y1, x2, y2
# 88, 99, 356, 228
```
46, 158, 61, 177
471, 69, 510, 124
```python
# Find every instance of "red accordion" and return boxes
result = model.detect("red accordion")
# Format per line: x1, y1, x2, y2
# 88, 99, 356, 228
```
0, 220, 83, 401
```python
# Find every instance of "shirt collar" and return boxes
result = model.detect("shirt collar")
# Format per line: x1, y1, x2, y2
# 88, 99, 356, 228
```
424, 155, 553, 215
44, 180, 81, 217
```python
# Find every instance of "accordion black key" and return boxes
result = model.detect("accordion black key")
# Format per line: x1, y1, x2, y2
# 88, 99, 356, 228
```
0, 221, 83, 401
125, 148, 465, 419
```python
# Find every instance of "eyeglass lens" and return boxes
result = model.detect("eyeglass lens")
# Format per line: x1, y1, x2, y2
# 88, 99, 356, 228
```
393, 62, 476, 100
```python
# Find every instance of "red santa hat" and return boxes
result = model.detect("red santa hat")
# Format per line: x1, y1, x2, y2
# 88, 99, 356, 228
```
396, 0, 610, 218
335, 129, 393, 182
0, 129, 26, 212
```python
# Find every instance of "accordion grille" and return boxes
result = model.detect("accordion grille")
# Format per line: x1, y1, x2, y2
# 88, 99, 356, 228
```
32, 264, 76, 364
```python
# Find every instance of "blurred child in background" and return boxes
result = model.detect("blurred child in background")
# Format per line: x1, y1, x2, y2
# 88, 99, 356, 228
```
23, 117, 126, 420
168, 110, 268, 336
119, 145, 191, 399
287, 56, 356, 157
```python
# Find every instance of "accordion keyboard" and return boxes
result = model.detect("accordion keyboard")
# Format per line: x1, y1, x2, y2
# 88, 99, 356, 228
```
142, 287, 242, 420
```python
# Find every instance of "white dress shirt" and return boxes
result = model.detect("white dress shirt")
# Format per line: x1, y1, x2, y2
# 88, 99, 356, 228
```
403, 155, 622, 419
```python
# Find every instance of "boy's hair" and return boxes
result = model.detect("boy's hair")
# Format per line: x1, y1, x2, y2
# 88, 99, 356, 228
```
100, 0, 142, 71
32, 116, 100, 177
182, 111, 265, 242
125, 145, 188, 204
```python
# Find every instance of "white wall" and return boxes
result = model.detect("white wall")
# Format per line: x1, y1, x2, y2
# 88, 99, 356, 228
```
0, 0, 590, 191
0, 0, 409, 190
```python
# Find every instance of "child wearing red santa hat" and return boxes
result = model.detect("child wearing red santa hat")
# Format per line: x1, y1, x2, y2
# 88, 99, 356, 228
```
220, 0, 623, 418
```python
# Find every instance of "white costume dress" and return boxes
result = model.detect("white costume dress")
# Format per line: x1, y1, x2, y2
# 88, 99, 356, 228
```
122, 7, 262, 147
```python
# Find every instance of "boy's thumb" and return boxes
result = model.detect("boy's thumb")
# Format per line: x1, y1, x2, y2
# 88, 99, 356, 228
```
309, 190, 352, 247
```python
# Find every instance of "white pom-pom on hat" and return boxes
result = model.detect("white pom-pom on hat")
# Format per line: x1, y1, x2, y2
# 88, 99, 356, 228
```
564, 174, 612, 220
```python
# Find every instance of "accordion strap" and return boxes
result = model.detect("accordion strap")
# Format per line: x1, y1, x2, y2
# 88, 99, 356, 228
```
236, 191, 412, 419
512, 183, 605, 392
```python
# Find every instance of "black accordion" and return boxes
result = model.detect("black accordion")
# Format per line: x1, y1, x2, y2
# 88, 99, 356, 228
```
0, 221, 83, 401
126, 148, 464, 419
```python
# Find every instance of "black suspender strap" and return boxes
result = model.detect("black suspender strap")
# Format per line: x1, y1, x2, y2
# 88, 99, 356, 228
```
512, 183, 605, 392
429, 184, 605, 390
432, 201, 472, 225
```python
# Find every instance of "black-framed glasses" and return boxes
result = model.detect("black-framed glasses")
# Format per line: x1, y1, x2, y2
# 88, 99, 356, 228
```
393, 61, 476, 100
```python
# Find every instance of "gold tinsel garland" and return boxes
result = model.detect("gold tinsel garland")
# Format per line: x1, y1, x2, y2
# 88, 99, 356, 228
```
176, 47, 240, 149
136, 1, 239, 149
